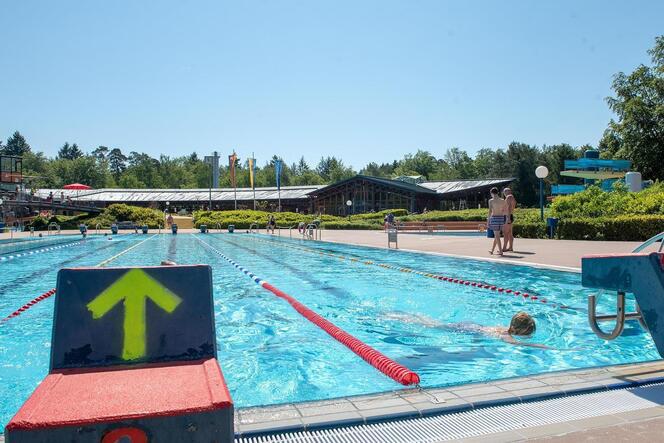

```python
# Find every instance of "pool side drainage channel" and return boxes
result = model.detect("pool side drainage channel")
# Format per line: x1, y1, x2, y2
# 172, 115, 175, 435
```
235, 381, 664, 442
193, 235, 420, 386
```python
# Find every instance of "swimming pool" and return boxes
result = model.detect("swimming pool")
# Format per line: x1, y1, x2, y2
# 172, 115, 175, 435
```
0, 233, 658, 431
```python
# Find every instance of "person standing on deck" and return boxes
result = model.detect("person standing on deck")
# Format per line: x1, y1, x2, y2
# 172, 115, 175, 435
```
487, 187, 508, 256
502, 188, 517, 252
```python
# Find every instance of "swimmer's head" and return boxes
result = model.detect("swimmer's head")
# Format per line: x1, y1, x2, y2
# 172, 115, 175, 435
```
508, 312, 535, 336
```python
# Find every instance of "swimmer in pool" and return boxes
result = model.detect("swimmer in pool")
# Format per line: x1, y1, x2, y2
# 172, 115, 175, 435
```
383, 311, 551, 349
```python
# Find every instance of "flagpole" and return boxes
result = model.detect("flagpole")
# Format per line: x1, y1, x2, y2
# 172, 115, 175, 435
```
252, 152, 256, 211
234, 152, 237, 210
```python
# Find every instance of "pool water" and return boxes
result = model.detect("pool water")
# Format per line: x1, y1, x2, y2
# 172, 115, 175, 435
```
0, 233, 659, 431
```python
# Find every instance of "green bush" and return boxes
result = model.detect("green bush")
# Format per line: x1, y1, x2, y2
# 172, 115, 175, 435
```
400, 208, 542, 223
513, 222, 547, 239
30, 214, 94, 230
88, 204, 164, 228
192, 209, 393, 229
556, 215, 664, 241
551, 182, 664, 218
320, 221, 382, 230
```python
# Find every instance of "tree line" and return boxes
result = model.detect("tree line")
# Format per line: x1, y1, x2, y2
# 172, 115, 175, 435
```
1, 36, 661, 208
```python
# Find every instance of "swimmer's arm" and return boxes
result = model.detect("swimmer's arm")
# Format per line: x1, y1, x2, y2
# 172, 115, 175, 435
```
500, 334, 554, 349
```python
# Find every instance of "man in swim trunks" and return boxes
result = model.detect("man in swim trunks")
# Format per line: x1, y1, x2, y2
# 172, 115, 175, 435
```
502, 188, 517, 252
487, 187, 508, 256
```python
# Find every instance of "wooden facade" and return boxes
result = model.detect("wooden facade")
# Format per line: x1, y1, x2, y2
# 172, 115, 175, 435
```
309, 176, 440, 215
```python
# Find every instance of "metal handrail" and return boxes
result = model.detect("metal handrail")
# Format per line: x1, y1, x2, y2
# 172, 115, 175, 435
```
95, 223, 102, 235
586, 230, 664, 340
632, 231, 664, 253
305, 223, 320, 240
215, 223, 222, 232
249, 223, 259, 234
47, 222, 60, 236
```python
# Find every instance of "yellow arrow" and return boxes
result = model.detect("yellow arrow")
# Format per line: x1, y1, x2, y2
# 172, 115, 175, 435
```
86, 269, 182, 360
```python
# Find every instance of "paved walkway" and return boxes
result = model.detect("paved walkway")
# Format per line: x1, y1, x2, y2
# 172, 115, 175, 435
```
314, 230, 644, 270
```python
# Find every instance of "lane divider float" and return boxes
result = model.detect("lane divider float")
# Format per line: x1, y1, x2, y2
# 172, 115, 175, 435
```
1, 234, 157, 323
245, 235, 571, 310
194, 235, 420, 386
0, 240, 87, 263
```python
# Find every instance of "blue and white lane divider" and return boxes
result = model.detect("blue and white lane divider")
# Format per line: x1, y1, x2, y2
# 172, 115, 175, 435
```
0, 240, 86, 263
193, 235, 265, 286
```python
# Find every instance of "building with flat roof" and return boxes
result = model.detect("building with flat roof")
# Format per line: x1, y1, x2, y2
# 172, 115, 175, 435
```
36, 175, 513, 214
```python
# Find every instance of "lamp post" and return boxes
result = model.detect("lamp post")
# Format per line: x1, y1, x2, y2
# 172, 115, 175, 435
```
346, 200, 352, 220
535, 166, 549, 221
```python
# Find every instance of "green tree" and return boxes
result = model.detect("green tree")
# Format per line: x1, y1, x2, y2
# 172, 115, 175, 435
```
57, 142, 83, 160
395, 150, 438, 178
506, 142, 544, 206
443, 148, 475, 179
541, 144, 582, 185
92, 146, 109, 161
599, 35, 664, 180
107, 148, 128, 182
3, 131, 31, 156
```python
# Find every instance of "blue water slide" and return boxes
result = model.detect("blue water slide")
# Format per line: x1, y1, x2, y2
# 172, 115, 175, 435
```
564, 158, 632, 171
551, 184, 586, 195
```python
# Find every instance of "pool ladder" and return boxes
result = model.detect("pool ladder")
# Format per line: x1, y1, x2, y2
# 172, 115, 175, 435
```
249, 223, 259, 234
588, 231, 664, 340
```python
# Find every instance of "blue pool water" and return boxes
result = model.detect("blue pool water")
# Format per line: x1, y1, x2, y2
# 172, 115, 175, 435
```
0, 233, 659, 431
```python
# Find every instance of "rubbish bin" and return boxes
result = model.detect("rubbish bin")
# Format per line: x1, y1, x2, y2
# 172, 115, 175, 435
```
142, 225, 149, 234
111, 224, 118, 235
228, 224, 235, 233
171, 223, 178, 234
546, 217, 559, 239
200, 224, 207, 234
79, 224, 87, 234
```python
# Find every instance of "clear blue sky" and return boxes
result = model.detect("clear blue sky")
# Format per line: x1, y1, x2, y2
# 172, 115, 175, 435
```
1, 1, 662, 168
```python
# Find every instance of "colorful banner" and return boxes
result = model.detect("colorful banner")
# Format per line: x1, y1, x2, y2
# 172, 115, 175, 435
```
228, 153, 237, 188
275, 159, 282, 190
248, 157, 255, 189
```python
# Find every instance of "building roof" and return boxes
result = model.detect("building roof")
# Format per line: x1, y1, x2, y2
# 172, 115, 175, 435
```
419, 178, 514, 195
308, 175, 439, 196
35, 177, 514, 203
36, 185, 324, 202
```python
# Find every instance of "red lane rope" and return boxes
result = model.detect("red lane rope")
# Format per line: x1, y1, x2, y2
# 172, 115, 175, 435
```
247, 235, 571, 310
262, 282, 420, 386
195, 235, 420, 386
1, 288, 56, 322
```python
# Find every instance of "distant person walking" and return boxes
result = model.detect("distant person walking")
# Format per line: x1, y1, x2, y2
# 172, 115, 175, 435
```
503, 188, 517, 252
487, 187, 508, 256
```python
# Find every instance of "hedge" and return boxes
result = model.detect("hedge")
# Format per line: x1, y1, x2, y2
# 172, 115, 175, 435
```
320, 221, 382, 230
192, 209, 392, 229
556, 215, 664, 241
513, 222, 547, 239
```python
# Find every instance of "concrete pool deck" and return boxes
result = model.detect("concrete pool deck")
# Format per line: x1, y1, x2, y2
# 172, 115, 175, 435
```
233, 360, 664, 439
309, 229, 645, 270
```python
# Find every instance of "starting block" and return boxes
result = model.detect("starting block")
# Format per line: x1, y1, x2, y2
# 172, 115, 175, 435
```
6, 265, 233, 443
